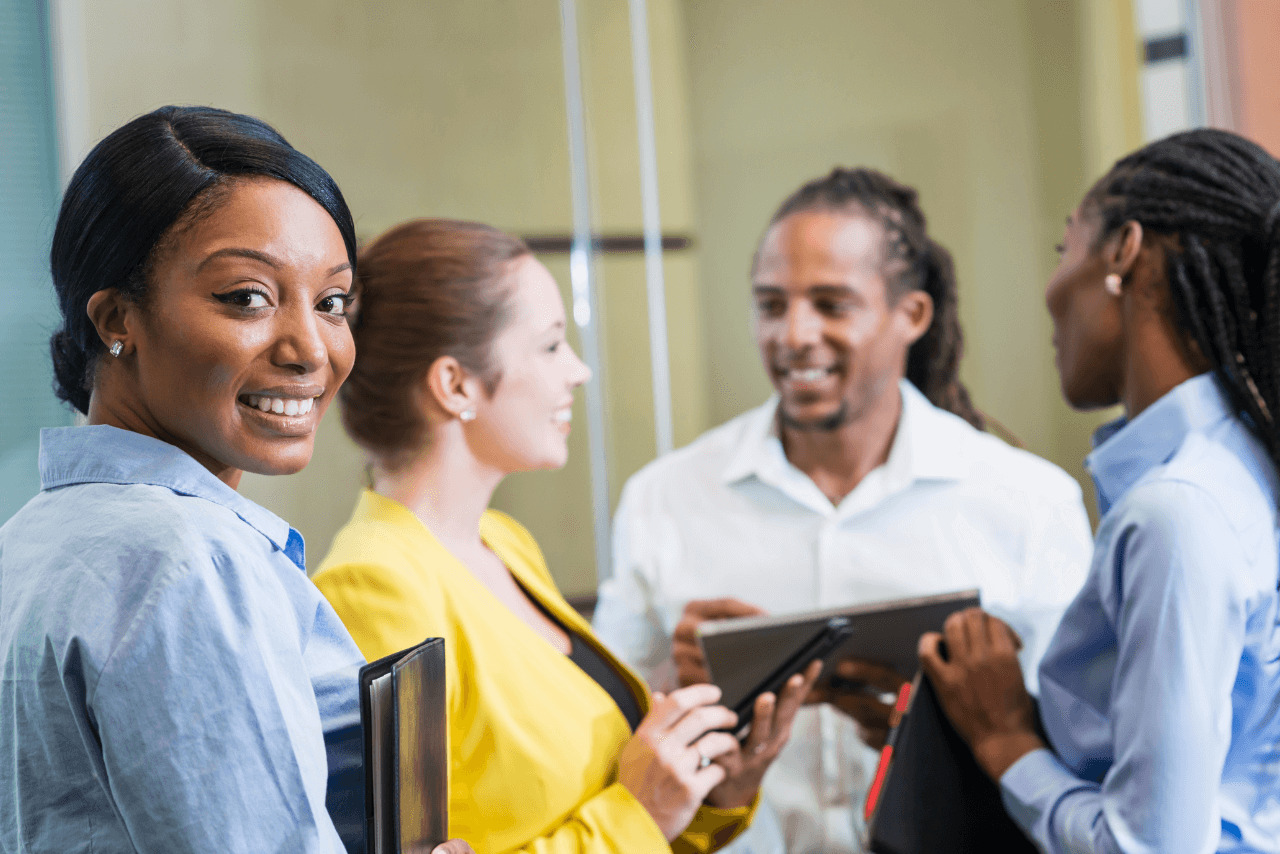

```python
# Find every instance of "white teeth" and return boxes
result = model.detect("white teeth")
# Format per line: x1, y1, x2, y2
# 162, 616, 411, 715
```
243, 395, 316, 416
553, 409, 572, 424
788, 368, 830, 382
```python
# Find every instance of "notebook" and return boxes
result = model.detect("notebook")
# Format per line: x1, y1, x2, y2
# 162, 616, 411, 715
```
864, 671, 1037, 853
697, 589, 980, 718
360, 637, 448, 854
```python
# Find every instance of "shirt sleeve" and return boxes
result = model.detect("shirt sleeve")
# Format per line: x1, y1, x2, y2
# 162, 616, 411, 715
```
91, 551, 347, 854
1000, 480, 1248, 854
592, 482, 679, 691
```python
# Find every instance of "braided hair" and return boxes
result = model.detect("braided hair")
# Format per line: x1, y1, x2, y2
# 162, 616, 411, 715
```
1086, 128, 1280, 472
762, 167, 983, 429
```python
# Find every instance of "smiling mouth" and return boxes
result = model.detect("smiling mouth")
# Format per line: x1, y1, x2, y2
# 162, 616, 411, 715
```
238, 394, 318, 417
779, 366, 836, 383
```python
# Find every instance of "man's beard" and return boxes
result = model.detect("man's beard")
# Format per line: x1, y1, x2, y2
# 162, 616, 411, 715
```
778, 401, 850, 432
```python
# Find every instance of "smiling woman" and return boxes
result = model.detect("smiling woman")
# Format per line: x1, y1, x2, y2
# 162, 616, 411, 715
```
0, 107, 471, 854
312, 218, 817, 853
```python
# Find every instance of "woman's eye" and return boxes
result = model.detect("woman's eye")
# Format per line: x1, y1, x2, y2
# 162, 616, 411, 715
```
547, 340, 562, 354
318, 293, 354, 316
756, 300, 785, 316
215, 288, 270, 309
1054, 243, 1066, 255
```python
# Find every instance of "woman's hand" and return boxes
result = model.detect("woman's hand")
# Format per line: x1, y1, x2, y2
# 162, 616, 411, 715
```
918, 608, 1045, 781
618, 684, 740, 840
706, 660, 822, 809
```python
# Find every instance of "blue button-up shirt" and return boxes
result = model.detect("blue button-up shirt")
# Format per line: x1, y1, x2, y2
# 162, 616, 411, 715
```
1001, 374, 1280, 853
0, 426, 366, 853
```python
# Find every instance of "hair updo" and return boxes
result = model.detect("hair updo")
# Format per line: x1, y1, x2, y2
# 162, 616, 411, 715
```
339, 218, 530, 466
48, 105, 357, 414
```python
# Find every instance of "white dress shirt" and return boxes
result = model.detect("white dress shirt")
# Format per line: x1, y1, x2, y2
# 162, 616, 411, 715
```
593, 380, 1093, 854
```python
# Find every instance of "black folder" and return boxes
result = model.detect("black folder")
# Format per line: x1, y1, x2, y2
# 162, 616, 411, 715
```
865, 671, 1036, 854
359, 637, 448, 854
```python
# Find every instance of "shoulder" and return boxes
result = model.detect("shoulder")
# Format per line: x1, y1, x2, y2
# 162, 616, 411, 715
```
6, 481, 241, 588
1109, 460, 1276, 602
314, 502, 443, 600
927, 407, 1085, 507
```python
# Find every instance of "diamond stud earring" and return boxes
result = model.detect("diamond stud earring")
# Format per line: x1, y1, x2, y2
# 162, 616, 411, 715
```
1104, 274, 1123, 296
459, 409, 477, 423
109, 341, 124, 358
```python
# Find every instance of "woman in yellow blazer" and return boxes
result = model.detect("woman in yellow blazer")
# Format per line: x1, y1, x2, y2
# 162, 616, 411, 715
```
313, 219, 816, 854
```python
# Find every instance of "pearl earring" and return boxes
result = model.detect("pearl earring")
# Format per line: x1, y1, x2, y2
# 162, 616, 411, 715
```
1104, 274, 1123, 296
459, 409, 476, 423
109, 341, 124, 358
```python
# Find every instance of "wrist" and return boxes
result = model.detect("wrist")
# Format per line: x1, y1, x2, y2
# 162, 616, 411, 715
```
971, 730, 1044, 782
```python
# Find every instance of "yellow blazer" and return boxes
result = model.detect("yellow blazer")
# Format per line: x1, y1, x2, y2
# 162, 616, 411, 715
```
313, 490, 751, 854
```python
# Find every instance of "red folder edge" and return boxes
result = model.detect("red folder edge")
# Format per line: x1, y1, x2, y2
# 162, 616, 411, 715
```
863, 682, 913, 823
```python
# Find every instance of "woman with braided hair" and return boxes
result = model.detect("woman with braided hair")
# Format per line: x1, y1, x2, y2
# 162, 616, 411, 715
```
923, 128, 1280, 852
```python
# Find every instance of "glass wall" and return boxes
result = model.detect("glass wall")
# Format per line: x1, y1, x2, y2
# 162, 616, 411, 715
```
0, 0, 68, 522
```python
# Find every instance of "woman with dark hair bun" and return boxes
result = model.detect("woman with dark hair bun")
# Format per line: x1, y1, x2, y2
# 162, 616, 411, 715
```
922, 129, 1280, 852
0, 107, 471, 854
313, 218, 818, 853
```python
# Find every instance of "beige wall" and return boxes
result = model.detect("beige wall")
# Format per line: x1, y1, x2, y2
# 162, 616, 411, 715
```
680, 0, 1140, 502
58, 0, 1141, 593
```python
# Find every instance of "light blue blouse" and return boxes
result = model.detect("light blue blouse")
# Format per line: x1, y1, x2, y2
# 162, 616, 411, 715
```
1001, 374, 1280, 853
0, 426, 366, 853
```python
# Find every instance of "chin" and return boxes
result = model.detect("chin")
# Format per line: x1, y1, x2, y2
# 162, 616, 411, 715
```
236, 441, 316, 477
779, 401, 847, 432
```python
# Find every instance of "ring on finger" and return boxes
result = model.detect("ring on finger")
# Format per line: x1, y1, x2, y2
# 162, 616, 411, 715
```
695, 741, 712, 769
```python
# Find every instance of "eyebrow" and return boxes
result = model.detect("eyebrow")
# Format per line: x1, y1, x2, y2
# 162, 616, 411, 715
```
751, 283, 857, 295
196, 247, 352, 278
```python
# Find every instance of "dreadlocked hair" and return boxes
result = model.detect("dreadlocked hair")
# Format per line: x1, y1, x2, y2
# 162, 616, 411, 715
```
763, 166, 984, 429
1087, 128, 1280, 472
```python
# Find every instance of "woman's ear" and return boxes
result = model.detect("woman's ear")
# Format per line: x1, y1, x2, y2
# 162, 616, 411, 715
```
85, 289, 135, 357
423, 355, 484, 422
1106, 220, 1145, 280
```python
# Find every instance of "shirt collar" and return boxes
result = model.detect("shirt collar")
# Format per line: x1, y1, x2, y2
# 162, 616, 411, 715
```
1085, 372, 1232, 515
38, 425, 305, 570
721, 379, 971, 489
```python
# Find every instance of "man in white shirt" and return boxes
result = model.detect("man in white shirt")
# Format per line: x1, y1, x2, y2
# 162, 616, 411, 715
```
592, 167, 1092, 853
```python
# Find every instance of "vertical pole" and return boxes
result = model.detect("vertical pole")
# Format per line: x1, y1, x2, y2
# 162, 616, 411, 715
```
558, 0, 613, 585
627, 0, 674, 457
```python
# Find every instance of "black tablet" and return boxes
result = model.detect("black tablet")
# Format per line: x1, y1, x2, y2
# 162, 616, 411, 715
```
697, 589, 981, 718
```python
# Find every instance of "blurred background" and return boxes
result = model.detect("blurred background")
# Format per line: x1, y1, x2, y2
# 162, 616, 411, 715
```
4, 0, 1279, 596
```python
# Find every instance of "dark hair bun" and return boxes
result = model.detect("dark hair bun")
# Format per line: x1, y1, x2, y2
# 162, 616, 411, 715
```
49, 327, 91, 415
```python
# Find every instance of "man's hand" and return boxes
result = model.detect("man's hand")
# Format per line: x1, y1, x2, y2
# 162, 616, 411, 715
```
808, 659, 908, 750
672, 598, 767, 687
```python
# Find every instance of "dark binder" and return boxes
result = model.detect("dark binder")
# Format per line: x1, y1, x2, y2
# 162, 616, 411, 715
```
864, 671, 1036, 854
359, 637, 448, 854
